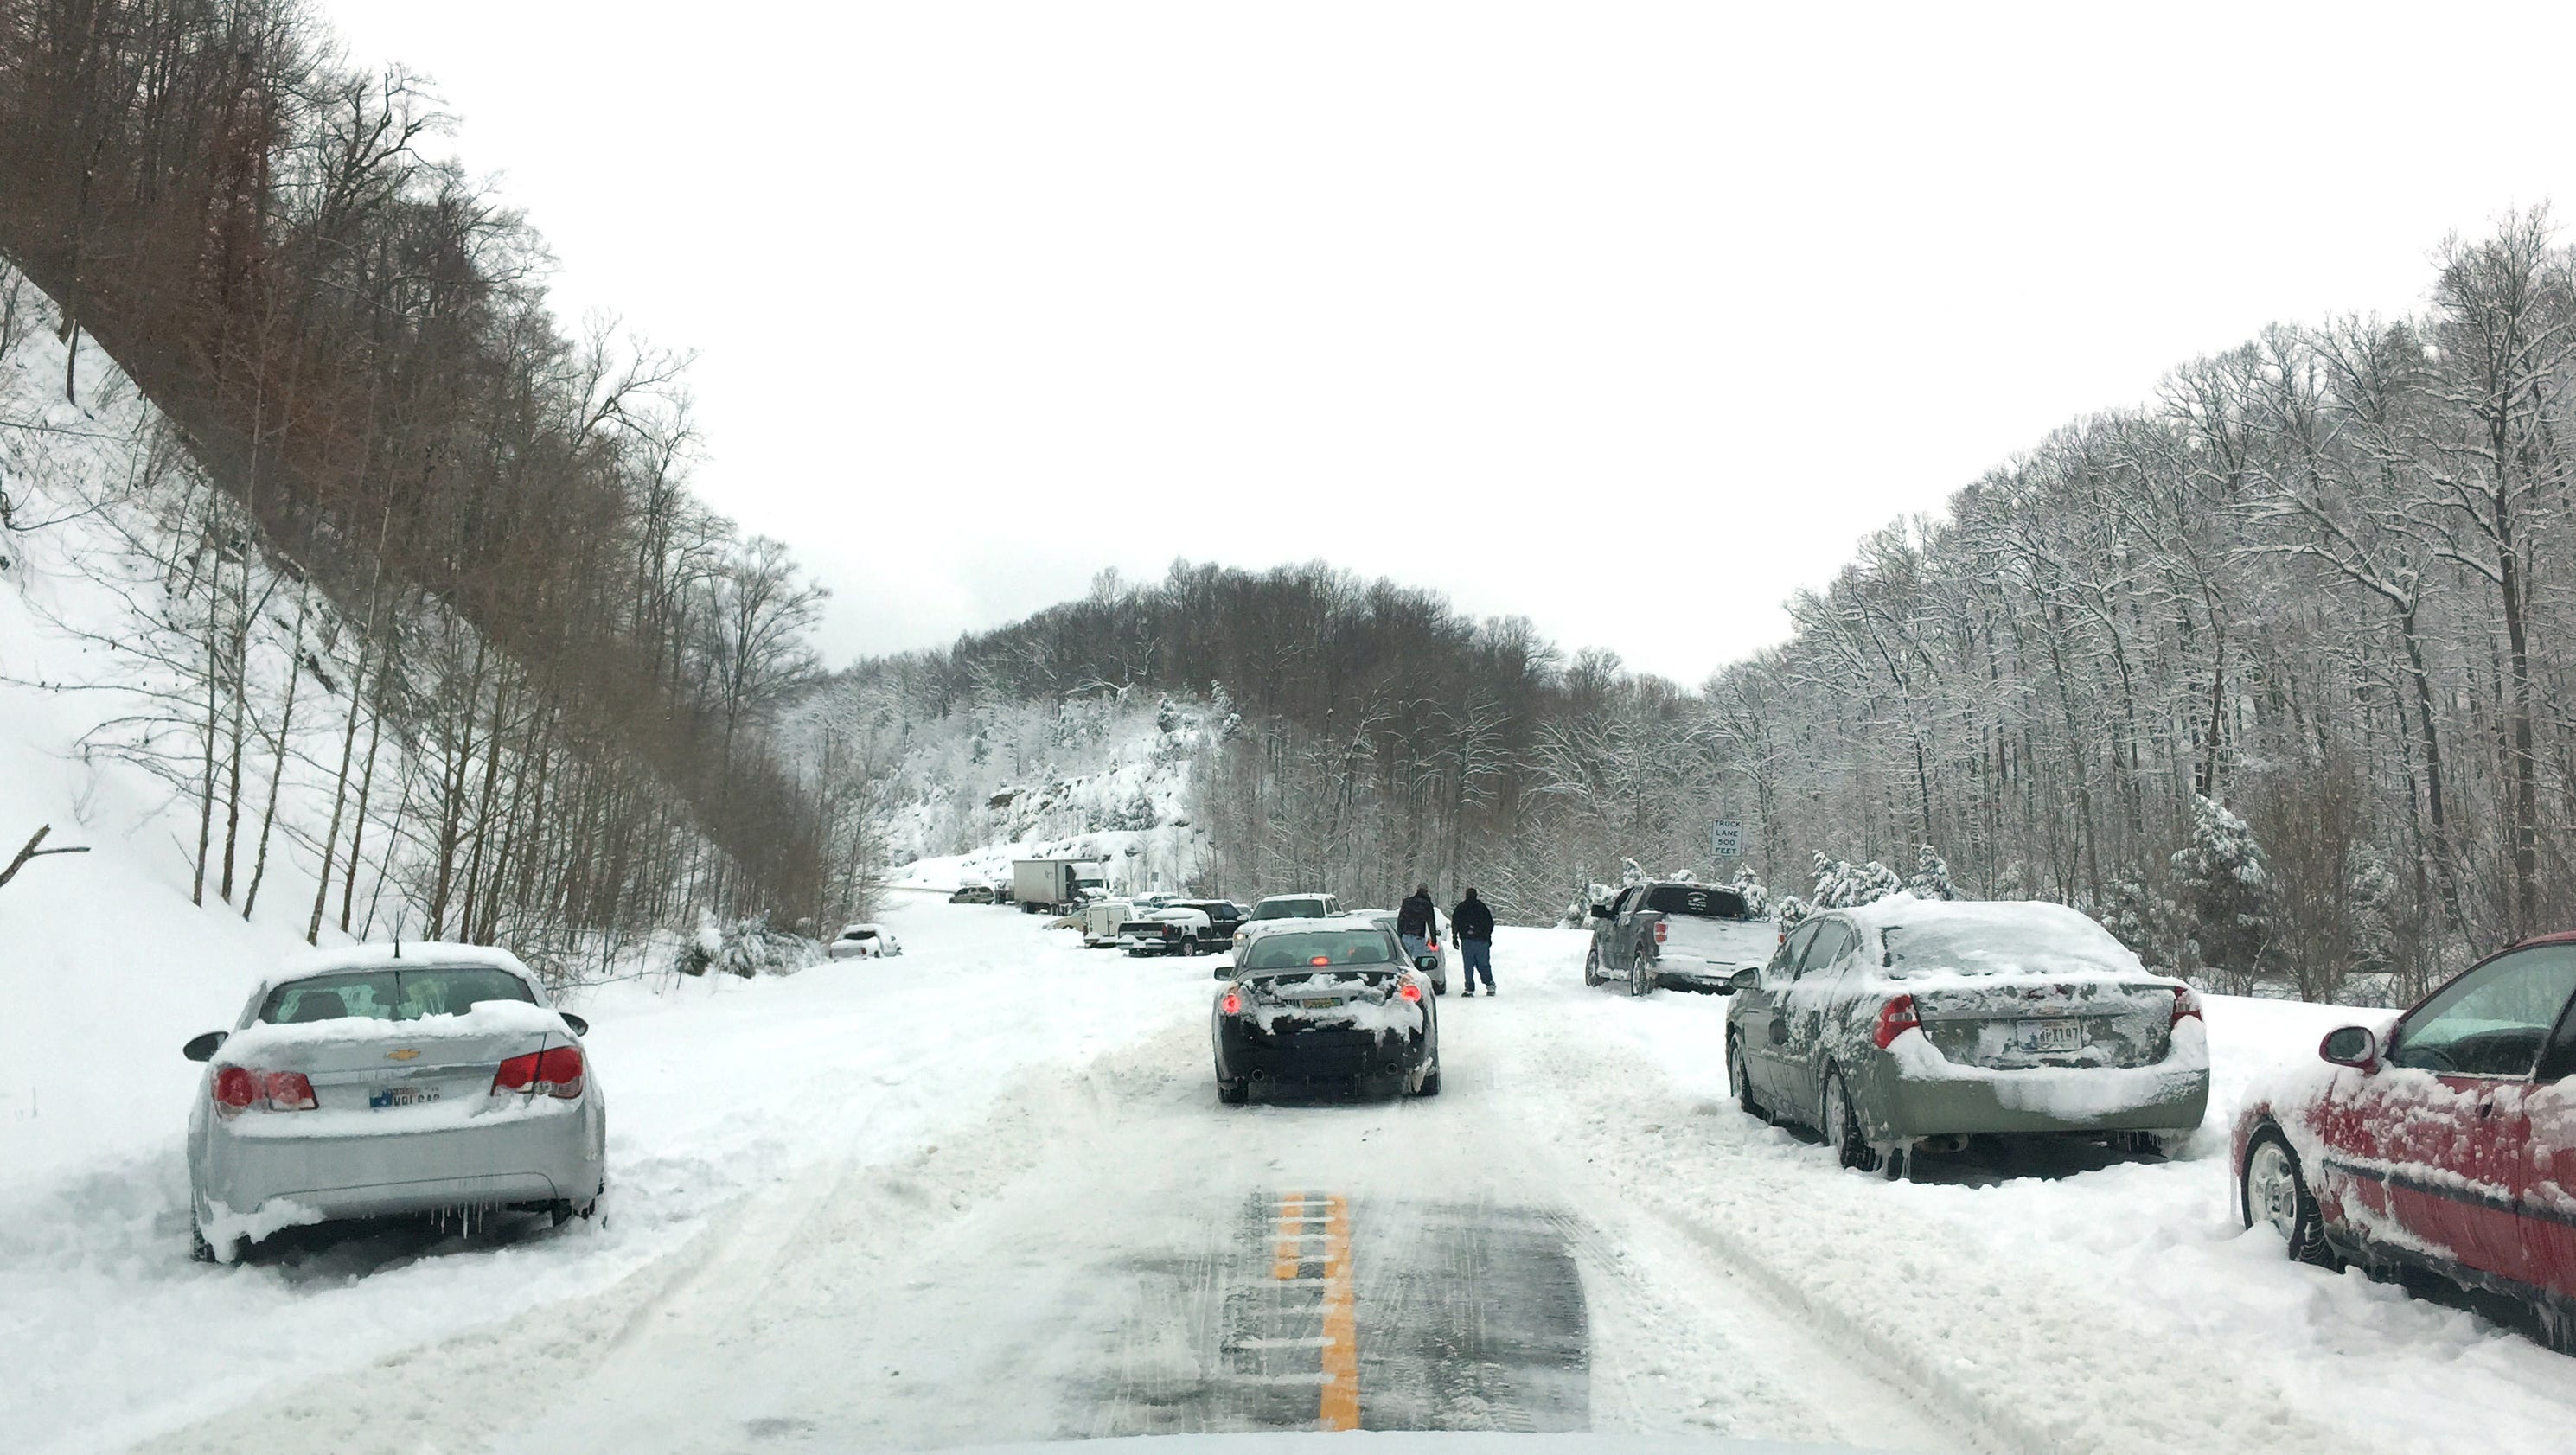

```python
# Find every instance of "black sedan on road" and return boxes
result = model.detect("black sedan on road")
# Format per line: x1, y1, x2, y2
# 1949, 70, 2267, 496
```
1211, 922, 1441, 1103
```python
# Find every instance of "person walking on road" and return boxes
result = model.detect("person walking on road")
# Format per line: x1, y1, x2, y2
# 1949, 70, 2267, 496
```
1451, 887, 1496, 996
1396, 884, 1440, 967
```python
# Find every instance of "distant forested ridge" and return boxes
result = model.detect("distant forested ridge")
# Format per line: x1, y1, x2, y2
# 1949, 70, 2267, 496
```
817, 562, 1733, 925
1, 0, 843, 959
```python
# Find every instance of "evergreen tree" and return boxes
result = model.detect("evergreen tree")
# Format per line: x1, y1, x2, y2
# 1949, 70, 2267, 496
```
2170, 795, 2272, 980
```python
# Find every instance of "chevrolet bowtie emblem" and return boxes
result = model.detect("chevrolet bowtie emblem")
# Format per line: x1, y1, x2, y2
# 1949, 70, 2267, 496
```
387, 1048, 421, 1061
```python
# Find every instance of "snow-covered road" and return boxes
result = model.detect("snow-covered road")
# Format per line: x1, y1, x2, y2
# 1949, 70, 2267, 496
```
16, 901, 2576, 1454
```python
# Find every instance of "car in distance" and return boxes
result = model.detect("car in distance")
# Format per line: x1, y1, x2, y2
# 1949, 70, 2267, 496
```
1231, 892, 1344, 956
2233, 930, 2576, 1351
948, 884, 997, 905
1212, 920, 1441, 1102
1726, 896, 2209, 1177
1358, 908, 1448, 995
1586, 882, 1772, 996
827, 923, 903, 959
182, 943, 606, 1262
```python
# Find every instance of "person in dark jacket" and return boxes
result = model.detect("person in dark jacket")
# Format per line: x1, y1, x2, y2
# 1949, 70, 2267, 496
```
1451, 887, 1496, 995
1396, 885, 1440, 964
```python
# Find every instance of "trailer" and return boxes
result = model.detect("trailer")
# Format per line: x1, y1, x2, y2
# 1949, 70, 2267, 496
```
1012, 858, 1109, 914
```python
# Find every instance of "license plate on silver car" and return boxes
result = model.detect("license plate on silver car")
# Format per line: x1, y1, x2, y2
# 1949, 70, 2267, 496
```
368, 1086, 441, 1108
2017, 1020, 2082, 1053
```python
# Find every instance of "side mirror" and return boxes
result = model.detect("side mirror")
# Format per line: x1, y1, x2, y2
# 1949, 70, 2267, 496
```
559, 1012, 590, 1037
2320, 1025, 2377, 1069
183, 1031, 227, 1063
1416, 954, 1440, 973
1588, 904, 1613, 920
1213, 965, 1236, 980
1721, 968, 1757, 996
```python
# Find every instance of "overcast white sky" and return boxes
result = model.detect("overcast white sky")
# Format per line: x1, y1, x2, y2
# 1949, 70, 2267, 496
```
324, 2, 2576, 684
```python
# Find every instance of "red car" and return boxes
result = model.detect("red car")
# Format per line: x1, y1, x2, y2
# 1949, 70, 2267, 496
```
2234, 930, 2576, 1350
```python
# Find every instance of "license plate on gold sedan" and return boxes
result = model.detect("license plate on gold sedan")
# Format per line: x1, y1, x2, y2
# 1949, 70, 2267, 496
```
2017, 1020, 2083, 1054
1299, 998, 1339, 1010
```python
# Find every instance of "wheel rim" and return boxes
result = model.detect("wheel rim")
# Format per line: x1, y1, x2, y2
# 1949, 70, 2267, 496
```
1729, 1043, 1748, 1100
2247, 1140, 2300, 1238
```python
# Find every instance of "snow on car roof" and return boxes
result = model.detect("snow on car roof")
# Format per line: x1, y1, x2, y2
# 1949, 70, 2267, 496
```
1826, 895, 2148, 980
264, 941, 535, 991
1241, 914, 1390, 939
1255, 892, 1335, 903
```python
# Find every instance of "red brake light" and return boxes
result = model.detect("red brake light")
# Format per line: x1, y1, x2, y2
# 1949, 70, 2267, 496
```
1871, 994, 1920, 1050
214, 1066, 256, 1111
1398, 982, 1422, 1002
493, 1044, 585, 1099
1653, 921, 1668, 944
214, 1067, 316, 1113
264, 1071, 317, 1111
1221, 992, 1243, 1015
2170, 986, 2203, 1027
1310, 956, 1332, 966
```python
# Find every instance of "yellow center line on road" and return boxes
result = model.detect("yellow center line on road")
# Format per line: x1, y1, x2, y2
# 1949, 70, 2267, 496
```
1319, 1194, 1358, 1431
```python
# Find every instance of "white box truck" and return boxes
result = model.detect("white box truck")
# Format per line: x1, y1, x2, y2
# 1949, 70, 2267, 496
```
1013, 858, 1107, 914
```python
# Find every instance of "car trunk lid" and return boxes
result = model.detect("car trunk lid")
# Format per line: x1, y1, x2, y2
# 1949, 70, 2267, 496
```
220, 1003, 567, 1112
1909, 979, 2173, 1069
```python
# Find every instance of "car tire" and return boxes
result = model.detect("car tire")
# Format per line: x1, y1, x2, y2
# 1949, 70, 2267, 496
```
189, 1219, 221, 1265
1583, 946, 1604, 986
1728, 1032, 1768, 1122
1183, 935, 1201, 957
2242, 1127, 2338, 1268
1629, 953, 1652, 998
1414, 1067, 1441, 1097
1822, 1067, 1882, 1173
1218, 1077, 1250, 1106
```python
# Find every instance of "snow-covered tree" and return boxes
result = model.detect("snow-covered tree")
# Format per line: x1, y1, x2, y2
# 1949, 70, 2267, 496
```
1903, 845, 1957, 901
1726, 865, 1769, 916
2170, 794, 2272, 983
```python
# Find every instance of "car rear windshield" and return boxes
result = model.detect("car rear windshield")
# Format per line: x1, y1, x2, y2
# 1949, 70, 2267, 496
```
1876, 909, 2140, 980
258, 966, 536, 1024
1645, 886, 1746, 918
1254, 897, 1332, 919
1243, 930, 1397, 970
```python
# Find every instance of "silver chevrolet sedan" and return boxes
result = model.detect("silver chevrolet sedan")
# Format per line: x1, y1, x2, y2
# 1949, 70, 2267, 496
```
182, 943, 606, 1262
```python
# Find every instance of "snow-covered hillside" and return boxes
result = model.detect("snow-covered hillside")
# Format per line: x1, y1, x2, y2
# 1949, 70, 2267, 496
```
786, 675, 1224, 895
0, 288, 376, 1175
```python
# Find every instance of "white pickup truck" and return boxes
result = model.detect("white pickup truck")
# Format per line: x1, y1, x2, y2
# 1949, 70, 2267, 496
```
1583, 882, 1774, 997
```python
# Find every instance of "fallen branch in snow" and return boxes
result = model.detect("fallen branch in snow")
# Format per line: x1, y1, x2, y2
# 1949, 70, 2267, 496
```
0, 824, 91, 890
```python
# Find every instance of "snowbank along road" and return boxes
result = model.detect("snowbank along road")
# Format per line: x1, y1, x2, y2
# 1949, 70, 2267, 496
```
14, 895, 2576, 1455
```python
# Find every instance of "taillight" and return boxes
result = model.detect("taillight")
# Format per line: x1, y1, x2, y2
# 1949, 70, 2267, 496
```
1398, 982, 1422, 1002
1871, 994, 1920, 1050
492, 1044, 585, 1099
213, 1067, 316, 1114
2170, 986, 2203, 1027
1309, 956, 1331, 966
1653, 921, 1668, 944
214, 1066, 256, 1112
1221, 992, 1243, 1015
265, 1071, 317, 1111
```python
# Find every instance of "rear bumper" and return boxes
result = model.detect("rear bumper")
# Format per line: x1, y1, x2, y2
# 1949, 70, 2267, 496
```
1870, 1060, 2209, 1139
196, 1099, 604, 1241
1214, 1019, 1429, 1085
